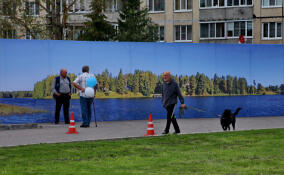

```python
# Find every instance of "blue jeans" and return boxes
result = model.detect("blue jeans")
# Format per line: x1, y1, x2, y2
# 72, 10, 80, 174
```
80, 96, 94, 126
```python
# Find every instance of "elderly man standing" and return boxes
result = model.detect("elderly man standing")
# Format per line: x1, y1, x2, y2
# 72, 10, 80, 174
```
52, 68, 72, 124
162, 71, 186, 134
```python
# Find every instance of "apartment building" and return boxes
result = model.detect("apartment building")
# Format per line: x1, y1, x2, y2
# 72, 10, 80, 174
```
253, 0, 284, 44
143, 0, 283, 44
1, 0, 283, 44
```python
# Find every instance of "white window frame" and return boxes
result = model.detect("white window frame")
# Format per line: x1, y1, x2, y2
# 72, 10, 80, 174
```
227, 20, 253, 38
262, 0, 282, 8
25, 31, 40, 40
200, 20, 253, 40
112, 23, 119, 35
148, 0, 165, 13
174, 25, 192, 42
199, 0, 253, 9
174, 0, 192, 12
62, 0, 89, 14
104, 0, 122, 13
200, 21, 226, 39
262, 22, 282, 40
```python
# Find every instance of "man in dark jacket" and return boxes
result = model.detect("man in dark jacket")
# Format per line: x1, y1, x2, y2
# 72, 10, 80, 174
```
52, 68, 71, 124
162, 71, 186, 134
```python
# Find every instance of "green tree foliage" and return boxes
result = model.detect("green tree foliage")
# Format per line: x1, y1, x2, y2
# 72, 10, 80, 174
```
116, 0, 159, 42
219, 76, 227, 93
44, 75, 55, 97
239, 78, 248, 95
266, 85, 279, 93
33, 81, 45, 99
248, 85, 256, 94
196, 73, 208, 95
109, 78, 117, 92
0, 91, 33, 98
189, 75, 196, 96
138, 71, 157, 96
280, 84, 284, 94
257, 83, 266, 94
133, 70, 140, 94
117, 69, 125, 94
213, 74, 220, 94
96, 69, 111, 92
233, 77, 239, 94
208, 80, 214, 95
226, 75, 234, 95
6, 70, 278, 100
154, 74, 163, 94
79, 0, 115, 41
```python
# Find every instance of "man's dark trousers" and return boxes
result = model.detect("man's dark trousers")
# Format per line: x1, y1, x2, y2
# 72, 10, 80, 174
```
55, 94, 70, 123
164, 104, 180, 133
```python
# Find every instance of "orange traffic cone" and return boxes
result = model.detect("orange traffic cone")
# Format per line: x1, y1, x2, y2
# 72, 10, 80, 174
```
66, 112, 79, 134
144, 114, 155, 136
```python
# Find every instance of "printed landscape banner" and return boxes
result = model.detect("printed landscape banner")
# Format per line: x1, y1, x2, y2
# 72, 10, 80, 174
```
0, 39, 284, 124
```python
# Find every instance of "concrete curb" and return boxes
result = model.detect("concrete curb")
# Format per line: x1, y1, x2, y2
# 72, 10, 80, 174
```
0, 124, 40, 130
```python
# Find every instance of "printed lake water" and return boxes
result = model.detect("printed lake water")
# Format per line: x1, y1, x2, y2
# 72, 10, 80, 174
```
1, 95, 284, 124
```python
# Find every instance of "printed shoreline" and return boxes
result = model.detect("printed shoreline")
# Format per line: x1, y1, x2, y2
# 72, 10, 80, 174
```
0, 103, 47, 116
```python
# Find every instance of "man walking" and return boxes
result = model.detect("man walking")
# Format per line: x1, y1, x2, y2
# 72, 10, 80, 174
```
73, 66, 97, 128
52, 68, 71, 124
162, 71, 186, 134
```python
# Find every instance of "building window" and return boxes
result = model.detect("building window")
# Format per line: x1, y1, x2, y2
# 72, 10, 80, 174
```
201, 23, 209, 38
200, 22, 225, 38
105, 0, 123, 13
200, 0, 224, 7
262, 0, 282, 7
1, 2, 17, 16
62, 0, 89, 13
148, 0, 165, 12
201, 21, 253, 39
201, 0, 252, 8
112, 24, 119, 35
262, 22, 282, 39
74, 27, 84, 40
229, 0, 253, 6
1, 29, 17, 39
175, 0, 192, 11
158, 26, 165, 41
227, 21, 252, 37
25, 31, 40, 40
247, 21, 253, 36
175, 25, 192, 41
25, 2, 39, 16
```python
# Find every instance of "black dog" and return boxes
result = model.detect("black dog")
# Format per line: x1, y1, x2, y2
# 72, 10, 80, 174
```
220, 108, 241, 131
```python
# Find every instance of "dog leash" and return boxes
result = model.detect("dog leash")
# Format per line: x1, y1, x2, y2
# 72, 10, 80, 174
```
188, 106, 221, 117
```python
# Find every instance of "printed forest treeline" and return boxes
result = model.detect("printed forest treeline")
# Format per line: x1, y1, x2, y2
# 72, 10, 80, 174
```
31, 69, 284, 99
0, 91, 33, 98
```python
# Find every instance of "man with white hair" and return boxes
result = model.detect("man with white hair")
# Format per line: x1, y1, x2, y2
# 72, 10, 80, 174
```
162, 71, 186, 134
52, 68, 71, 124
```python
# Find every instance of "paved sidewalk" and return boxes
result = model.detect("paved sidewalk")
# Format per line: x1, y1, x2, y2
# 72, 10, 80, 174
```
0, 116, 283, 147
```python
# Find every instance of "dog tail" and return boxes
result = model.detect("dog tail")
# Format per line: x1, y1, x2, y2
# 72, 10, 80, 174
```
233, 107, 242, 116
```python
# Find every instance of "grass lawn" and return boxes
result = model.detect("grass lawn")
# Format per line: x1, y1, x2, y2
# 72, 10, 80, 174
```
0, 129, 284, 175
